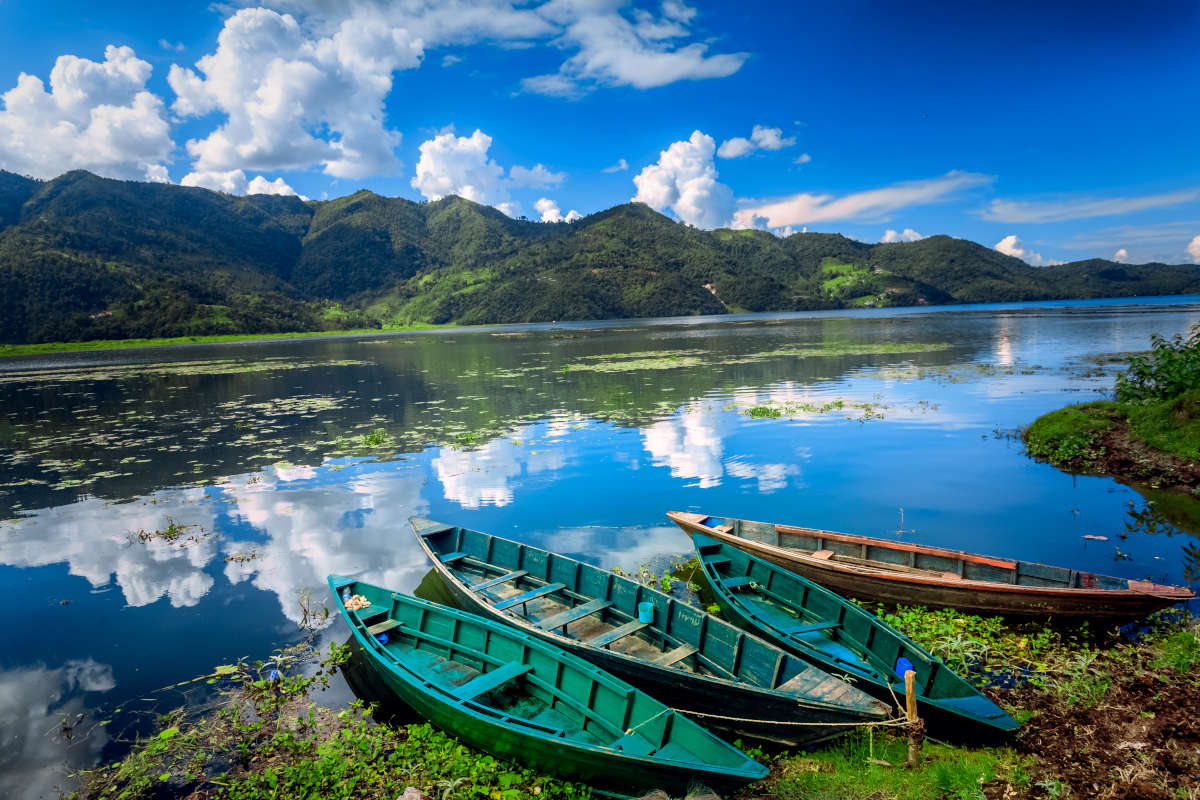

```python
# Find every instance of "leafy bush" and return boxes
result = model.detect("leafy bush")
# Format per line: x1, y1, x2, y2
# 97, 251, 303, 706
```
1115, 323, 1200, 404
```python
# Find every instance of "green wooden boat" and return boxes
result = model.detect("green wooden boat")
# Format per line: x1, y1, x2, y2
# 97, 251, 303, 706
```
411, 517, 892, 746
692, 534, 1020, 740
328, 577, 768, 794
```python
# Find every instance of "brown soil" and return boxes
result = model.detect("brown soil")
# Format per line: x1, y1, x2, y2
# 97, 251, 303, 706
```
989, 668, 1200, 799
1094, 421, 1200, 491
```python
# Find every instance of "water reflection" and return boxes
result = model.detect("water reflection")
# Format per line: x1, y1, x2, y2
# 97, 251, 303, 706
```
1, 298, 1199, 796
0, 659, 114, 800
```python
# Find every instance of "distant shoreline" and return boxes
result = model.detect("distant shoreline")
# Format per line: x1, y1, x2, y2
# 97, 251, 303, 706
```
3, 294, 1200, 360
0, 324, 452, 359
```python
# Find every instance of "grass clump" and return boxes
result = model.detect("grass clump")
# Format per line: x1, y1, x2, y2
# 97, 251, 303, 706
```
72, 643, 592, 800
761, 729, 1029, 800
1023, 402, 1121, 469
1025, 322, 1200, 476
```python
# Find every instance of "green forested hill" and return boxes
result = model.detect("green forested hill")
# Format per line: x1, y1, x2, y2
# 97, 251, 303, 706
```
1, 169, 1198, 343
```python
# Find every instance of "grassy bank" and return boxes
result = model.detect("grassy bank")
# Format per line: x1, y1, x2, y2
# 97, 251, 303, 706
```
70, 607, 1199, 800
0, 323, 453, 359
1024, 323, 1200, 487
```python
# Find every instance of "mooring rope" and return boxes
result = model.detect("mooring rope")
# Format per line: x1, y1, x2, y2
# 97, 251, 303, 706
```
673, 708, 910, 728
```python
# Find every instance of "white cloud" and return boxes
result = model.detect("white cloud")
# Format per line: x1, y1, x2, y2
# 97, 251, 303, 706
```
509, 163, 564, 188
522, 1, 747, 96
732, 171, 992, 230
411, 128, 519, 215
1113, 248, 1128, 263
980, 189, 1200, 223
535, 197, 581, 223
0, 45, 173, 181
168, 7, 420, 180
632, 129, 733, 228
994, 234, 1062, 266
717, 124, 795, 159
716, 137, 753, 159
1189, 235, 1200, 264
749, 124, 795, 150
881, 228, 925, 243
158, 39, 185, 52
181, 168, 305, 198
441, 54, 462, 67
642, 406, 726, 488
602, 157, 629, 173
793, 152, 812, 165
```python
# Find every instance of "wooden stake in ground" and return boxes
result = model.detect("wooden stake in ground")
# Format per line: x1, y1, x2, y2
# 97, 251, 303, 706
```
904, 670, 924, 768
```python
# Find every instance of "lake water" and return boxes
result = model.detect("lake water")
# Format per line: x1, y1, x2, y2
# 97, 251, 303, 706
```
3, 296, 1200, 797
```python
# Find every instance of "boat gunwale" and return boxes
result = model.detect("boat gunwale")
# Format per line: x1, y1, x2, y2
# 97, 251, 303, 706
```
695, 535, 1020, 731
410, 520, 891, 718
668, 512, 1194, 601
328, 576, 767, 779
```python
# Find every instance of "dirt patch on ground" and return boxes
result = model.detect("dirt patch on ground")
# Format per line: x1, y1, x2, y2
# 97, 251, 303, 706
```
1095, 422, 1200, 491
990, 669, 1200, 799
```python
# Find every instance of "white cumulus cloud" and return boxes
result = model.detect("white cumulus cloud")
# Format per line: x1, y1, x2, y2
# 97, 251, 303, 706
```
994, 234, 1062, 266
168, 7, 420, 180
602, 157, 629, 173
522, 1, 747, 96
717, 124, 796, 158
633, 130, 733, 228
510, 163, 564, 188
181, 168, 305, 198
535, 197, 581, 223
0, 45, 173, 181
1189, 235, 1200, 264
732, 171, 992, 230
794, 152, 812, 165
411, 128, 525, 216
881, 228, 925, 243
1113, 248, 1129, 263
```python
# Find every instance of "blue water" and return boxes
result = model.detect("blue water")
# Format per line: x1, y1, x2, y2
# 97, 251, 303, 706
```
2, 295, 1199, 797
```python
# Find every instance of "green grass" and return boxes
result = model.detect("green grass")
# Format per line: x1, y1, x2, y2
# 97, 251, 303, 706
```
1023, 401, 1122, 469
0, 323, 452, 359
768, 728, 1028, 800
1126, 387, 1200, 460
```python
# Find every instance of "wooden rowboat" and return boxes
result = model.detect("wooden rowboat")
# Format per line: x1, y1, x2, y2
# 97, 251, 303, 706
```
668, 512, 1194, 623
328, 577, 769, 794
693, 534, 1018, 740
411, 517, 892, 746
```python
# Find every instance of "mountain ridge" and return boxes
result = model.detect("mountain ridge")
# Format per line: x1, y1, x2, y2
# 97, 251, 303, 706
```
1, 169, 1197, 344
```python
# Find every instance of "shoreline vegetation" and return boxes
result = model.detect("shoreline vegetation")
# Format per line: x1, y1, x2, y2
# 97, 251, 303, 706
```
0, 323, 450, 359
1025, 323, 1200, 492
70, 603, 1200, 800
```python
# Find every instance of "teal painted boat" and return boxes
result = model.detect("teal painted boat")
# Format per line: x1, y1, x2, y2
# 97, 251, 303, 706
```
690, 534, 1020, 740
328, 576, 768, 794
411, 517, 892, 746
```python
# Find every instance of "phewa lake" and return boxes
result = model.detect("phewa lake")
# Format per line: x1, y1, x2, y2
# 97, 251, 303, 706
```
3, 296, 1200, 798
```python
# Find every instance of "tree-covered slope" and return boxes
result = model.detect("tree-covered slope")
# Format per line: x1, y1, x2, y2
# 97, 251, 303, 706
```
1, 169, 1198, 344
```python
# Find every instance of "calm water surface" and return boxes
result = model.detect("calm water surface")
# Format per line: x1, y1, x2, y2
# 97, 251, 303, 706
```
3, 296, 1200, 796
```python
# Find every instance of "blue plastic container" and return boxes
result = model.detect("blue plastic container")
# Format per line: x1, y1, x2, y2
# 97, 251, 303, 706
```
637, 602, 655, 624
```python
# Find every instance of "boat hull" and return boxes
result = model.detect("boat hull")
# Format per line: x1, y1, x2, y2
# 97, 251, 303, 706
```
331, 578, 767, 794
669, 512, 1193, 623
411, 518, 892, 747
692, 535, 1018, 742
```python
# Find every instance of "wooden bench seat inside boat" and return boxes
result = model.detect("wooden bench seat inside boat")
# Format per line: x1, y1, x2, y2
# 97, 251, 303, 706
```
450, 662, 533, 701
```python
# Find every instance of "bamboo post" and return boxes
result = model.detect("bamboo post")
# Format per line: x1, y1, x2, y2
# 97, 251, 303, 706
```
904, 669, 924, 767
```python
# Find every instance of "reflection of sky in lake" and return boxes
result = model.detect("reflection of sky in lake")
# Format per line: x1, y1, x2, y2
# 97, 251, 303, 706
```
2, 296, 1200, 797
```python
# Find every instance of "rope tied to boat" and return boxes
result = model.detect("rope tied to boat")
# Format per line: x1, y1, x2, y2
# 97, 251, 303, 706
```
673, 709, 911, 728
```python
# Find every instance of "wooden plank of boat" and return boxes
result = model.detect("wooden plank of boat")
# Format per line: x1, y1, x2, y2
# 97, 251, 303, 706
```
691, 533, 1019, 741
328, 576, 768, 794
409, 517, 893, 747
667, 511, 1194, 623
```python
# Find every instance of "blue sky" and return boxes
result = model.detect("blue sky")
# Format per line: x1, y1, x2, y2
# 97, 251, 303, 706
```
1, 0, 1198, 264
